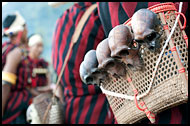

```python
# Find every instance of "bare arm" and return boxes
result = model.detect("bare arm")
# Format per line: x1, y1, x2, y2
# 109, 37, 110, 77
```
2, 48, 22, 116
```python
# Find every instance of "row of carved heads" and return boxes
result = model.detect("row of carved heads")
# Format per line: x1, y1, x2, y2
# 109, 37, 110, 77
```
79, 9, 162, 86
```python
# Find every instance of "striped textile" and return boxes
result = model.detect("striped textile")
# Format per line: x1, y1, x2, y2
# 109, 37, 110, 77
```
52, 2, 116, 124
2, 43, 48, 124
97, 2, 189, 124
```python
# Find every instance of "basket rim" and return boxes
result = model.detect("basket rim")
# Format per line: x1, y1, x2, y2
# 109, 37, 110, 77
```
124, 2, 177, 26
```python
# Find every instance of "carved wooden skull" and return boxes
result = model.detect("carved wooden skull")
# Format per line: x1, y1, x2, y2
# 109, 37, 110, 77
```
131, 9, 161, 52
79, 50, 108, 85
96, 38, 126, 77
108, 24, 143, 71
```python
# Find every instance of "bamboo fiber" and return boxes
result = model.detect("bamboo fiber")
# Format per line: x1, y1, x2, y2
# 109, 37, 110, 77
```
101, 2, 188, 124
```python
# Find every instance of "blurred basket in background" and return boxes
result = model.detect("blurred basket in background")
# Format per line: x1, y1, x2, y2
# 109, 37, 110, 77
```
32, 92, 64, 124
100, 2, 188, 124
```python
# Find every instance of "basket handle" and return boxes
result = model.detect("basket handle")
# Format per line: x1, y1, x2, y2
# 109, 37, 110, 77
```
175, 12, 186, 30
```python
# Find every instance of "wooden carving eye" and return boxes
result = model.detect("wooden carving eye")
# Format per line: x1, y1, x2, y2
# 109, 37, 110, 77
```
135, 39, 144, 43
119, 49, 129, 56
113, 56, 122, 59
146, 32, 156, 41
86, 76, 93, 83
105, 61, 115, 69
92, 70, 101, 76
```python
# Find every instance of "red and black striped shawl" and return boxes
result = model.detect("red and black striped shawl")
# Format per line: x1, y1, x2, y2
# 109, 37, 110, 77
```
52, 2, 116, 124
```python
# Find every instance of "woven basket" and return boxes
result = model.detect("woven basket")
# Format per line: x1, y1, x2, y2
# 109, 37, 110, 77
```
32, 92, 64, 124
100, 2, 188, 124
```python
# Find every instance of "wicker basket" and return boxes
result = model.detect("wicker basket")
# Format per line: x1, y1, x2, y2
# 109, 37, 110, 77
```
100, 2, 188, 124
32, 92, 64, 124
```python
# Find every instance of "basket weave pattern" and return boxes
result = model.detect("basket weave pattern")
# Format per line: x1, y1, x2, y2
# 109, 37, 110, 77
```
33, 92, 63, 124
101, 3, 188, 124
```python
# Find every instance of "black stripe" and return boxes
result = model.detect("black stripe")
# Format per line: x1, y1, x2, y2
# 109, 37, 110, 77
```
157, 108, 171, 124
62, 7, 81, 96
178, 103, 188, 124
118, 3, 129, 24
80, 11, 100, 95
75, 96, 86, 123
56, 8, 72, 72
98, 2, 112, 37
3, 91, 31, 121
94, 85, 102, 94
67, 9, 102, 123
63, 7, 83, 123
84, 94, 98, 123
112, 118, 116, 124
67, 97, 75, 124
97, 98, 109, 123
78, 2, 85, 10
3, 92, 20, 118
134, 2, 148, 13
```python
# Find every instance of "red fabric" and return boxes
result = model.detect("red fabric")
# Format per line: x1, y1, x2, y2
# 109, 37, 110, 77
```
57, 6, 78, 75
109, 2, 120, 27
71, 97, 81, 124
89, 94, 106, 123
52, 2, 116, 124
11, 92, 23, 111
65, 97, 73, 123
78, 96, 93, 123
122, 2, 137, 18
73, 12, 96, 94
170, 107, 182, 124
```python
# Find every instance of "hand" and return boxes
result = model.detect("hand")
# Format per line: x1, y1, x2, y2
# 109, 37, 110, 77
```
26, 87, 40, 97
36, 85, 52, 92
50, 84, 64, 104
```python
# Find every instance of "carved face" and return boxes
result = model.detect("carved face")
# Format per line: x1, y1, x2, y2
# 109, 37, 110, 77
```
131, 9, 161, 52
108, 24, 143, 71
79, 50, 108, 85
96, 38, 126, 77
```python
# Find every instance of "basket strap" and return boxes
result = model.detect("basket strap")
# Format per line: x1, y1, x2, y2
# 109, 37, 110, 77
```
42, 3, 97, 124
174, 12, 188, 48
126, 75, 155, 124
158, 9, 188, 95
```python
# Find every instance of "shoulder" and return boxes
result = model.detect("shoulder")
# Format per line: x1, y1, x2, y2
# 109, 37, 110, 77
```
7, 47, 23, 62
3, 47, 24, 73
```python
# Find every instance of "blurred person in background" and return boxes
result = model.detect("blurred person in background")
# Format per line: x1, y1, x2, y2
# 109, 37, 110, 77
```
2, 12, 30, 124
2, 13, 54, 124
27, 34, 63, 101
25, 34, 51, 96
50, 2, 116, 124
26, 34, 62, 100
